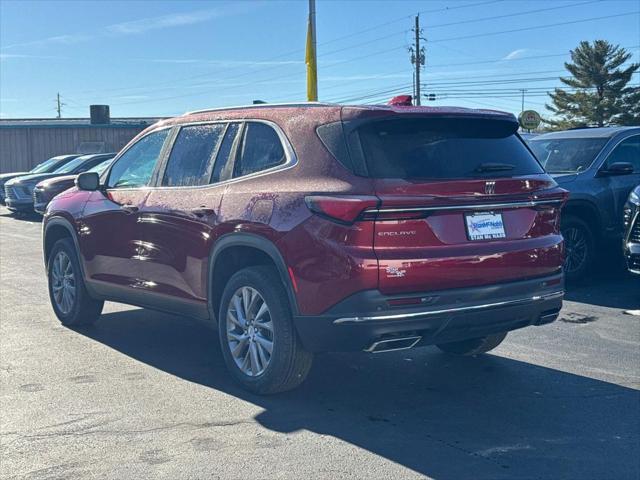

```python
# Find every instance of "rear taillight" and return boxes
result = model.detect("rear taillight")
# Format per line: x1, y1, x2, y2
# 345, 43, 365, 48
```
304, 195, 379, 224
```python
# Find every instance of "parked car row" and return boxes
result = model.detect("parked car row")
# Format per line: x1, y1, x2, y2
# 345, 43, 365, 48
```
2, 153, 115, 214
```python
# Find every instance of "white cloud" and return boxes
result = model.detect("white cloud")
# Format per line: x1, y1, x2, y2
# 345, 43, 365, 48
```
502, 49, 530, 61
2, 4, 253, 50
0, 53, 67, 61
106, 9, 225, 35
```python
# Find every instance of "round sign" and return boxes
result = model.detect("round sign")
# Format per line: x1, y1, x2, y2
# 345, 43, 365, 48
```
519, 110, 541, 130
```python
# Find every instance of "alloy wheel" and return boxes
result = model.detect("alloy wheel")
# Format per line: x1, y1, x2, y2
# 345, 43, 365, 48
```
226, 286, 274, 377
51, 251, 76, 315
563, 226, 588, 275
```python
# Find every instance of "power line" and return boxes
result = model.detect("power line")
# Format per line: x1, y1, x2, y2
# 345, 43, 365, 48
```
429, 10, 639, 43
426, 0, 600, 30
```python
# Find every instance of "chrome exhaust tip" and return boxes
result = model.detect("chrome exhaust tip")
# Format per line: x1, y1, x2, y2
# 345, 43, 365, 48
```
364, 335, 422, 353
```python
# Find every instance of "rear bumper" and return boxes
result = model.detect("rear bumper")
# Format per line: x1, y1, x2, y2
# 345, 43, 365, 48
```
293, 273, 564, 352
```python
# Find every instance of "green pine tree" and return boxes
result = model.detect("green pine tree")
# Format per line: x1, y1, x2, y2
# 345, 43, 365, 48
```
546, 40, 639, 127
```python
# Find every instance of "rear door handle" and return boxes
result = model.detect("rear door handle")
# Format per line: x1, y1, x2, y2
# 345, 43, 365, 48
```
121, 204, 139, 214
191, 206, 216, 217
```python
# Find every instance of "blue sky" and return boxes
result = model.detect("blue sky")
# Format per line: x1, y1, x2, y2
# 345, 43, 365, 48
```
1, 0, 638, 119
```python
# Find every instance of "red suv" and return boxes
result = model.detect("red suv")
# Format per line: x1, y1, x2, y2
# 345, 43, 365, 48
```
42, 103, 566, 394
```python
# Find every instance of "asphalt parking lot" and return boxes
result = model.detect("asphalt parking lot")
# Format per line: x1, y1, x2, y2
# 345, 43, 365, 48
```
1, 208, 639, 480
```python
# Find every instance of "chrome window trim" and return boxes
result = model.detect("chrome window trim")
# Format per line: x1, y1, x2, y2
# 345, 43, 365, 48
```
333, 290, 564, 324
368, 198, 563, 214
143, 119, 298, 191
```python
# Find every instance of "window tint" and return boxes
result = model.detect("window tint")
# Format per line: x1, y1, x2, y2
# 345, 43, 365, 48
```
355, 118, 543, 179
88, 159, 113, 175
234, 122, 285, 178
108, 129, 169, 188
30, 156, 67, 174
211, 123, 240, 183
162, 124, 226, 187
53, 156, 88, 174
605, 135, 640, 172
529, 137, 607, 174
55, 155, 108, 174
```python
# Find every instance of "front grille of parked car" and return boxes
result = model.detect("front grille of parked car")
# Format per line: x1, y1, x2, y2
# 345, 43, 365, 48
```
6, 185, 32, 200
4, 185, 17, 201
630, 214, 640, 244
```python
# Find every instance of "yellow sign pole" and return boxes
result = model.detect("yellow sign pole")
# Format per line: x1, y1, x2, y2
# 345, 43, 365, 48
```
306, 0, 318, 102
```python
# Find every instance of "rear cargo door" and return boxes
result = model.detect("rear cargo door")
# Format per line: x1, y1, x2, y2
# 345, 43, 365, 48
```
351, 116, 565, 294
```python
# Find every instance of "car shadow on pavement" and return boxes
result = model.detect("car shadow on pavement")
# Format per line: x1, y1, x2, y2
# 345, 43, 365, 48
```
564, 255, 640, 310
80, 308, 639, 480
0, 211, 42, 223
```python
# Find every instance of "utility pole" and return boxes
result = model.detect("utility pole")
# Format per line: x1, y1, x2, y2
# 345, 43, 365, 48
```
306, 0, 318, 101
56, 92, 63, 118
409, 14, 425, 106
520, 89, 526, 112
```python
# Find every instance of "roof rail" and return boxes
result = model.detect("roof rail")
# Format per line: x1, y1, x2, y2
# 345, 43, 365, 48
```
184, 101, 336, 116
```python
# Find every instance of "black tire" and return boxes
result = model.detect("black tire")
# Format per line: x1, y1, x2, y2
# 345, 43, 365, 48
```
436, 332, 507, 356
218, 266, 313, 394
47, 238, 103, 326
561, 214, 594, 282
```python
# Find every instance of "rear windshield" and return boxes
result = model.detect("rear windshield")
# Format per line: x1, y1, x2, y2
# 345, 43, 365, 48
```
353, 118, 543, 179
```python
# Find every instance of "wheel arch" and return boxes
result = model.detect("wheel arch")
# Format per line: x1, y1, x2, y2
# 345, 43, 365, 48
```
561, 199, 601, 240
42, 216, 92, 286
208, 233, 299, 325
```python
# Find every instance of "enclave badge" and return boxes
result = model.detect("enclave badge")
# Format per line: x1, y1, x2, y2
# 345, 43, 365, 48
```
485, 181, 496, 195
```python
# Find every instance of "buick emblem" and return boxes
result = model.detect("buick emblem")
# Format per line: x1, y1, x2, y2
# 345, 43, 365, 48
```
485, 181, 496, 195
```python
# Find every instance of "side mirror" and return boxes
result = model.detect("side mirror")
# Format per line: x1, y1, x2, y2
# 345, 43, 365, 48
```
76, 171, 100, 191
601, 162, 634, 176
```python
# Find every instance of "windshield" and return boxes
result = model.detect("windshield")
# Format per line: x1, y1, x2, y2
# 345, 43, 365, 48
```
528, 137, 607, 174
30, 157, 65, 174
53, 156, 89, 174
354, 117, 543, 179
88, 159, 113, 174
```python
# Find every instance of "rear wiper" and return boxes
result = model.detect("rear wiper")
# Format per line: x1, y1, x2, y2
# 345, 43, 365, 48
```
475, 162, 515, 172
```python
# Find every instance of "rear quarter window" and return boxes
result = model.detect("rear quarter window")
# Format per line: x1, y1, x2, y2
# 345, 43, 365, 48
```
353, 117, 543, 179
233, 122, 286, 178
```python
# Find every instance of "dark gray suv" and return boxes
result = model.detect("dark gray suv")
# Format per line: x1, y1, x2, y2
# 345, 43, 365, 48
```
529, 127, 640, 280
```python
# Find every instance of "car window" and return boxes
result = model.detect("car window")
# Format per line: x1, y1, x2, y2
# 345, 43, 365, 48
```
211, 123, 240, 183
107, 129, 170, 188
528, 137, 607, 174
162, 124, 226, 187
88, 159, 113, 175
77, 156, 113, 173
605, 135, 640, 172
355, 118, 543, 179
30, 156, 67, 174
54, 156, 90, 174
233, 122, 285, 178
